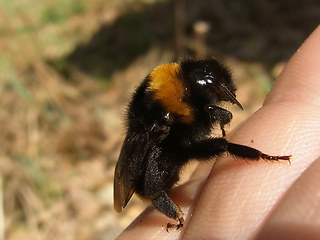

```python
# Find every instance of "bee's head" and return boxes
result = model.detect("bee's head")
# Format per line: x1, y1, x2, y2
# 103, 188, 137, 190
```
180, 58, 243, 110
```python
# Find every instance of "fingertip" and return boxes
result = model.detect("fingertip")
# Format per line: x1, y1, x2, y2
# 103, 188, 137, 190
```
264, 26, 320, 106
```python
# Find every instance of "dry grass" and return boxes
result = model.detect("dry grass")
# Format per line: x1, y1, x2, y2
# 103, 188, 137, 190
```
0, 0, 318, 239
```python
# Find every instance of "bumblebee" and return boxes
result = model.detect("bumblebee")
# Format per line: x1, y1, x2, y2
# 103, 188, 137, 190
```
114, 58, 290, 229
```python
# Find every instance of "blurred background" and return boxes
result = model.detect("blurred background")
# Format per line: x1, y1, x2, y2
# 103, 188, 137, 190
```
0, 0, 319, 239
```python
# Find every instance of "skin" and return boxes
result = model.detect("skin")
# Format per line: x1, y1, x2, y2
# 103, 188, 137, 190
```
115, 25, 320, 240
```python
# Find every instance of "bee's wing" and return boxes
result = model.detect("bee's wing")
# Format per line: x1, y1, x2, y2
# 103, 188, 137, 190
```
113, 133, 146, 212
114, 123, 170, 212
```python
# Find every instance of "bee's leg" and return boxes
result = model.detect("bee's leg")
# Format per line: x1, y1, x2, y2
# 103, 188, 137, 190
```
227, 142, 291, 162
186, 138, 229, 159
186, 138, 291, 162
152, 191, 184, 231
142, 154, 184, 230
220, 123, 226, 137
207, 106, 232, 136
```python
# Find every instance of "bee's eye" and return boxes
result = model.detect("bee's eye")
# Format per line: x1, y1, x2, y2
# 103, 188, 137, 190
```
196, 75, 214, 86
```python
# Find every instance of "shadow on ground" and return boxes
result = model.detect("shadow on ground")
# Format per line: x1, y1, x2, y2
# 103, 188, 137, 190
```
61, 0, 319, 81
